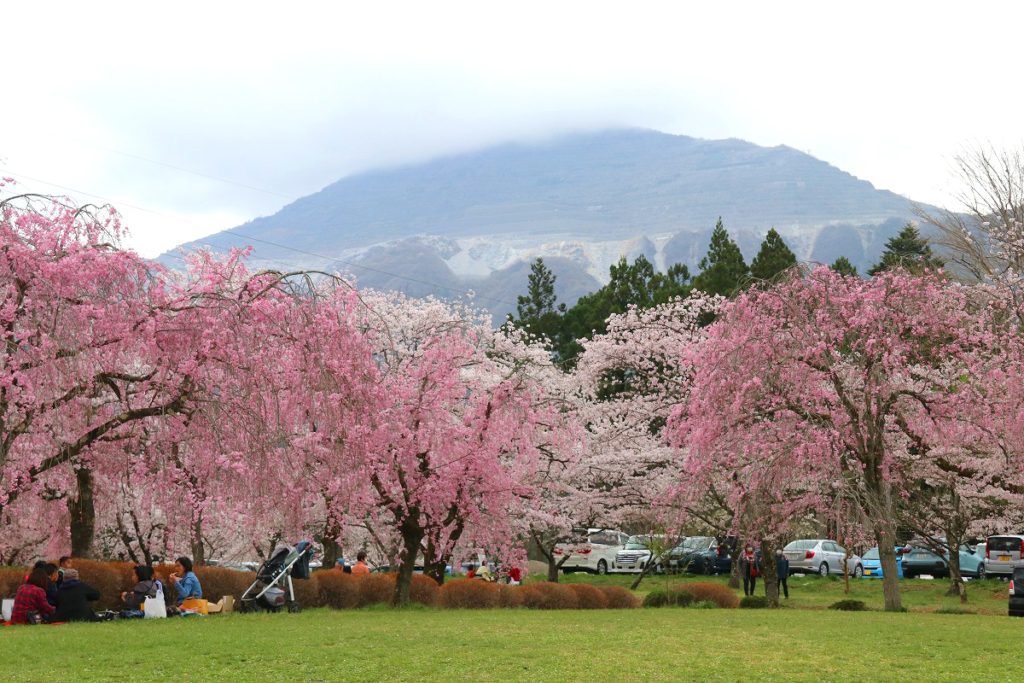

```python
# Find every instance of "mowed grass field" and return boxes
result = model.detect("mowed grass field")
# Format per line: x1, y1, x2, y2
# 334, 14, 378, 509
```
2, 573, 1019, 683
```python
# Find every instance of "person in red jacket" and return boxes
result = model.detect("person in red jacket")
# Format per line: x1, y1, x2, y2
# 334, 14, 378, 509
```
10, 567, 56, 624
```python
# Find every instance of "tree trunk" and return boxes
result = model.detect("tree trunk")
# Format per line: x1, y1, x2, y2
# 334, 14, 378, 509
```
945, 545, 967, 602
876, 527, 903, 612
320, 523, 342, 570
728, 546, 741, 589
190, 514, 205, 566
424, 557, 447, 586
69, 467, 96, 558
392, 528, 424, 606
759, 541, 779, 607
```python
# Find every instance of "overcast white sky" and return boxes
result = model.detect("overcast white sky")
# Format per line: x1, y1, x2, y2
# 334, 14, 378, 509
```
2, 1, 1020, 257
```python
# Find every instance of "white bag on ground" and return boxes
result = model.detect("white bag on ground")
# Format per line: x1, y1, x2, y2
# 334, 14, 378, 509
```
144, 590, 167, 619
2, 598, 13, 622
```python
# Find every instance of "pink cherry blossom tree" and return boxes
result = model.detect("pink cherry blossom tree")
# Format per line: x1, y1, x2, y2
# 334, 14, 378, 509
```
670, 267, 1007, 611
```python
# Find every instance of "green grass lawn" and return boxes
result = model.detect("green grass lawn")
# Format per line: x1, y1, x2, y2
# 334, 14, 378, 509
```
554, 571, 1014, 614
3, 607, 1023, 683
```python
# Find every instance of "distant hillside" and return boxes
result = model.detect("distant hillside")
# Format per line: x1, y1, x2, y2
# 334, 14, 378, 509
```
163, 128, 929, 322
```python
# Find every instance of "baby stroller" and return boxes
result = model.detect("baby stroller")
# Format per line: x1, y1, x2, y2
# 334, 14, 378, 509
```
240, 540, 314, 614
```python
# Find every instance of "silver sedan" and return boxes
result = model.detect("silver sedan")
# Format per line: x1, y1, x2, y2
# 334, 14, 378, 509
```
783, 539, 863, 577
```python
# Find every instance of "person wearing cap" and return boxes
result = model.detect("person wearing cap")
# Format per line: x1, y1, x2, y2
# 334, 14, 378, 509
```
52, 568, 100, 622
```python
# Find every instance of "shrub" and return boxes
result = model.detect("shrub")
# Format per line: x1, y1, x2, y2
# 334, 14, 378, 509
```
409, 574, 440, 607
829, 599, 869, 612
694, 600, 718, 609
498, 584, 524, 609
194, 566, 255, 603
72, 559, 126, 610
567, 583, 609, 609
643, 588, 695, 608
0, 568, 26, 599
315, 570, 360, 609
289, 573, 320, 607
598, 585, 641, 609
439, 579, 500, 608
740, 596, 769, 609
520, 582, 579, 610
354, 573, 395, 607
677, 582, 739, 609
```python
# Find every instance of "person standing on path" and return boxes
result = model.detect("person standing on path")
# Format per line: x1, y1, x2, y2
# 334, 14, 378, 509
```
775, 549, 790, 599
739, 545, 759, 596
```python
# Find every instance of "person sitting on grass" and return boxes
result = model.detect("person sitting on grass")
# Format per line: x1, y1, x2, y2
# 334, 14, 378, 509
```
475, 562, 492, 581
52, 568, 101, 623
57, 556, 73, 585
168, 557, 202, 606
351, 551, 371, 575
466, 564, 476, 579
43, 563, 60, 607
121, 565, 161, 610
10, 567, 57, 624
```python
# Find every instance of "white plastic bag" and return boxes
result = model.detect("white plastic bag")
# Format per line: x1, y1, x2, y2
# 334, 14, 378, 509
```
144, 590, 167, 619
1, 598, 13, 622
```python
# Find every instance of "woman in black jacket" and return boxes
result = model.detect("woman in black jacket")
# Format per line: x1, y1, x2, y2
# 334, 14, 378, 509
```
52, 568, 101, 622
121, 565, 160, 610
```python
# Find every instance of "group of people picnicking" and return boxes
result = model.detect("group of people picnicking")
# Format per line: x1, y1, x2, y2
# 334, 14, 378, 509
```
5, 556, 204, 625
465, 563, 521, 584
738, 546, 791, 599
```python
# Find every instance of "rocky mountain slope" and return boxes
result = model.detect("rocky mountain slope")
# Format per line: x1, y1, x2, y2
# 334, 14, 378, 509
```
164, 128, 925, 322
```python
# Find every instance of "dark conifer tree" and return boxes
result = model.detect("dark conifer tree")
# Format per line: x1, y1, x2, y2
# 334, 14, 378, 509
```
692, 218, 750, 297
868, 223, 944, 276
750, 228, 797, 282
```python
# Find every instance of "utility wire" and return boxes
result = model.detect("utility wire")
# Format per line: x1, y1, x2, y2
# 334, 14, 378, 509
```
2, 169, 519, 309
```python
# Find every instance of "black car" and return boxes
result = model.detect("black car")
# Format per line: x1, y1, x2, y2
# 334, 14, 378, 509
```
1011, 567, 1024, 618
670, 536, 733, 575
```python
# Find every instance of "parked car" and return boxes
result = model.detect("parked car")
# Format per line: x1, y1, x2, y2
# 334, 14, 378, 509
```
900, 541, 986, 579
861, 547, 904, 579
984, 534, 1024, 578
555, 528, 628, 575
783, 539, 863, 577
612, 535, 666, 574
1010, 567, 1024, 617
671, 536, 733, 575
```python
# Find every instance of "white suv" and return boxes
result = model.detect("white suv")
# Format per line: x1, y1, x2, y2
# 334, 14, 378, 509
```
555, 528, 628, 575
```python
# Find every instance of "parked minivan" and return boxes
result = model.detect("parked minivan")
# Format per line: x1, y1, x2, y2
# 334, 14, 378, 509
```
985, 535, 1024, 577
554, 528, 628, 575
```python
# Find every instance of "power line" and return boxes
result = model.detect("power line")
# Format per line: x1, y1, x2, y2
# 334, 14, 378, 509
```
1, 170, 519, 309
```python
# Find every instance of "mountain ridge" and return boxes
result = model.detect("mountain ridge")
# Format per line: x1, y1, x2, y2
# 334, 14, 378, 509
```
163, 128, 929, 322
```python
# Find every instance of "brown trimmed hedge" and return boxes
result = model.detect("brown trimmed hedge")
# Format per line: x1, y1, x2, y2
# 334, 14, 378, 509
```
597, 585, 641, 609
439, 578, 500, 608
520, 582, 579, 610
0, 568, 26, 600
498, 584, 524, 608
675, 582, 739, 609
314, 571, 360, 609
567, 583, 609, 609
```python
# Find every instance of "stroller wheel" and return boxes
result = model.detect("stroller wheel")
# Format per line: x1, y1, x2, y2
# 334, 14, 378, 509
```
287, 601, 302, 614
240, 600, 257, 614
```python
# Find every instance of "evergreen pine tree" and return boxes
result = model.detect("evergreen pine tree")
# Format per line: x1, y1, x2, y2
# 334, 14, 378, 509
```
830, 256, 859, 278
749, 228, 797, 282
868, 223, 945, 276
510, 258, 565, 344
692, 218, 750, 297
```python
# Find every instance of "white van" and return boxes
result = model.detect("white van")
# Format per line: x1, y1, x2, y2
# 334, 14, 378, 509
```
554, 528, 628, 575
985, 535, 1024, 577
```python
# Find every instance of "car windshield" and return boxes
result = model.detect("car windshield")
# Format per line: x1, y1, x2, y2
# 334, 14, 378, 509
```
863, 549, 879, 560
684, 537, 713, 550
785, 540, 818, 551
624, 536, 650, 550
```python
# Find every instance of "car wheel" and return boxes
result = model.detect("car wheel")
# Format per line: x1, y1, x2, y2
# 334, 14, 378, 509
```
977, 564, 986, 580
853, 564, 863, 578
597, 560, 608, 575
819, 563, 829, 577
